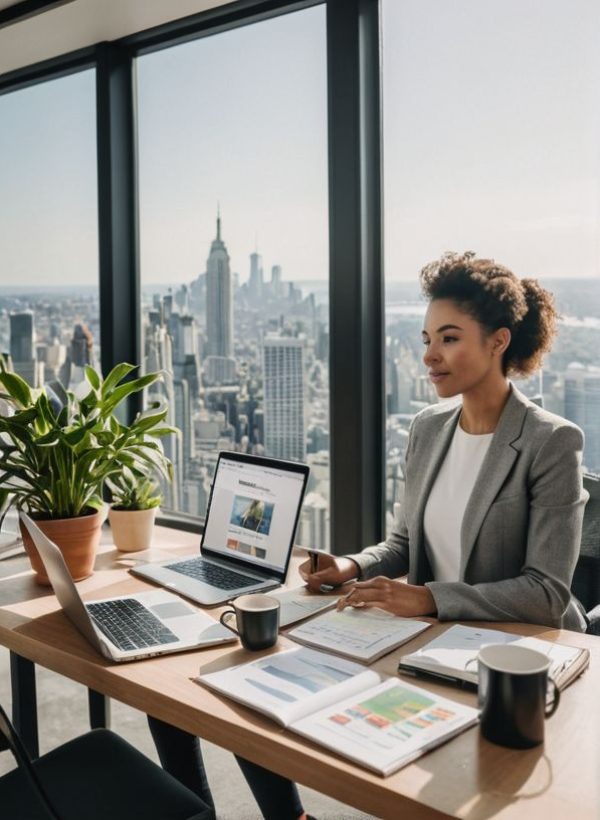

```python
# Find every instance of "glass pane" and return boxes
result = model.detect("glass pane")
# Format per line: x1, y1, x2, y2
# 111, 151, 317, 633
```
0, 70, 100, 391
136, 6, 330, 545
383, 0, 600, 530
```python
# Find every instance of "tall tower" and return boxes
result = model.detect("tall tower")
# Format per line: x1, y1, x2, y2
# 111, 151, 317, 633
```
249, 248, 263, 299
263, 334, 306, 462
206, 209, 233, 357
9, 311, 34, 363
10, 311, 42, 387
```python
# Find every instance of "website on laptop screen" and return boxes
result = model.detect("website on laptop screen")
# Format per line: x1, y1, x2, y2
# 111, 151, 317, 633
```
202, 457, 305, 574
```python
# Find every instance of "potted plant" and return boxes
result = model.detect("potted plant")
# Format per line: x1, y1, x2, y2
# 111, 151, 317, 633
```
0, 362, 176, 584
107, 470, 165, 552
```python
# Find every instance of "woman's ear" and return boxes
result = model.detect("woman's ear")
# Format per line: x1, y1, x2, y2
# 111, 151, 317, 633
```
492, 327, 511, 356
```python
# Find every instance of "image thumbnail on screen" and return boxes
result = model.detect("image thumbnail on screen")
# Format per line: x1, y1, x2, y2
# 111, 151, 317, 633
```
226, 538, 267, 560
230, 496, 274, 535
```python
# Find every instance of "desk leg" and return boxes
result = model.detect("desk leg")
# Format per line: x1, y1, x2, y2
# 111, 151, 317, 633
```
10, 652, 39, 759
88, 688, 110, 730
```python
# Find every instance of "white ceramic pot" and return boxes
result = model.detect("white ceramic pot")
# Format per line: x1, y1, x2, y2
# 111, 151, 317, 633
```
108, 507, 157, 552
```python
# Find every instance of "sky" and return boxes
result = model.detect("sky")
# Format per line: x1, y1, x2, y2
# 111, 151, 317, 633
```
1, 0, 600, 288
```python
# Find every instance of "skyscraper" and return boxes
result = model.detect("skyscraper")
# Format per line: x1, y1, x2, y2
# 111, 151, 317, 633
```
263, 334, 306, 462
144, 318, 180, 509
206, 209, 233, 358
60, 323, 95, 389
564, 363, 600, 472
249, 249, 263, 300
10, 311, 42, 387
9, 311, 34, 362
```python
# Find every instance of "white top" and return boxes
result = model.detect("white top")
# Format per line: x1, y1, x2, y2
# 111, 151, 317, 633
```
423, 423, 493, 582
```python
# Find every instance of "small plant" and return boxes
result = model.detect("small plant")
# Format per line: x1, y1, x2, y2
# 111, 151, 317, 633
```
0, 362, 176, 522
107, 470, 162, 511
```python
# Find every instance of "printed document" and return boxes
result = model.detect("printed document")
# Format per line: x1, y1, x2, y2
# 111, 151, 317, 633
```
287, 607, 430, 663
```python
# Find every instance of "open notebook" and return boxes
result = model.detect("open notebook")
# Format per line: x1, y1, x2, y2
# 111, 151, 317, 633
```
398, 624, 590, 690
197, 646, 478, 777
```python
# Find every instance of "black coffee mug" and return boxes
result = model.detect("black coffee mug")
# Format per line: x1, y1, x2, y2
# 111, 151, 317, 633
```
478, 644, 560, 749
219, 593, 280, 651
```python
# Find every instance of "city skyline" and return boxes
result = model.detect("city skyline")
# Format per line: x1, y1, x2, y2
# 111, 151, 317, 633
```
4, 217, 600, 550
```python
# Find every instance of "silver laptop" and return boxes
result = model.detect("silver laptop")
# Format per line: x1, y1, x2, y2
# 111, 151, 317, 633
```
132, 451, 309, 606
20, 513, 235, 663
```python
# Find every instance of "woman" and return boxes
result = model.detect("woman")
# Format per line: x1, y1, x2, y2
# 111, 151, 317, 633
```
150, 252, 587, 820
304, 250, 588, 630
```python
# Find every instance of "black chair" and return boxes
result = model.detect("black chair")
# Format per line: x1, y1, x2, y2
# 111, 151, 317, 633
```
0, 702, 213, 820
572, 473, 600, 635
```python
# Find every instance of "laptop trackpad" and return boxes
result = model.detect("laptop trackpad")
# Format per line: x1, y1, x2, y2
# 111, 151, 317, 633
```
151, 601, 194, 619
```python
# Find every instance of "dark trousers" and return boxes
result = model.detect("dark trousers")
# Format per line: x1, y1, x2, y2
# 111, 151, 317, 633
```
147, 715, 304, 820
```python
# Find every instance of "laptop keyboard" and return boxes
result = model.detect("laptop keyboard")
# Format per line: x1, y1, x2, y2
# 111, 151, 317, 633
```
165, 558, 259, 591
86, 598, 179, 652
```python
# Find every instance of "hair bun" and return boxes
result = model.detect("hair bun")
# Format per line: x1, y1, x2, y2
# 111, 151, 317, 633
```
507, 278, 558, 375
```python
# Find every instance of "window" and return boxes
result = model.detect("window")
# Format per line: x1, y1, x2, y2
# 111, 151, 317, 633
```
136, 6, 330, 545
0, 69, 99, 391
382, 0, 600, 528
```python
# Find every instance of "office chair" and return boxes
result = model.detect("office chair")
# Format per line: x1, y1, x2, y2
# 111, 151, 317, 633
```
571, 473, 600, 635
0, 701, 213, 820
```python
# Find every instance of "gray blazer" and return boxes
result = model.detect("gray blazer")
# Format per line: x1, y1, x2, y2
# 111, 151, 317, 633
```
352, 385, 588, 631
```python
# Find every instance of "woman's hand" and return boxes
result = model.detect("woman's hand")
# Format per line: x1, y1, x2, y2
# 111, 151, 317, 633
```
299, 553, 360, 592
337, 576, 437, 617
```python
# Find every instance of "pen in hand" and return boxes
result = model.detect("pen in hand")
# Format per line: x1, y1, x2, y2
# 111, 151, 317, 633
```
306, 550, 335, 592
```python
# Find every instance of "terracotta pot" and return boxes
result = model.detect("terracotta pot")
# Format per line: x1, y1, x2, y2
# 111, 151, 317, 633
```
108, 506, 157, 552
20, 509, 103, 585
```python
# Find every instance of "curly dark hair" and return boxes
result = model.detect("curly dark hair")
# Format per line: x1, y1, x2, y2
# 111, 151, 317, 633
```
419, 251, 558, 376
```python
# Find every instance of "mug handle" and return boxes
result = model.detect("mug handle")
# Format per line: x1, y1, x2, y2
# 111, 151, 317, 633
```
219, 609, 239, 636
545, 678, 560, 717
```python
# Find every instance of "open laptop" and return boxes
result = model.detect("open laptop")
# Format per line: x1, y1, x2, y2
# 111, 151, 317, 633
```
132, 451, 309, 606
20, 513, 235, 663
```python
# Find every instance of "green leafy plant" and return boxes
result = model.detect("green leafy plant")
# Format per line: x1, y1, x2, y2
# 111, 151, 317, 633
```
106, 470, 162, 511
0, 362, 177, 521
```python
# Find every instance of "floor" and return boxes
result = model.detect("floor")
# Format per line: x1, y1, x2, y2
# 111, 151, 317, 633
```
0, 645, 377, 820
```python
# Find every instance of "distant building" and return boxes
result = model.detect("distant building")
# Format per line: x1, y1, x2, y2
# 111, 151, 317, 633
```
564, 363, 600, 472
297, 491, 328, 551
174, 378, 194, 468
10, 311, 34, 362
70, 323, 94, 367
144, 318, 180, 509
271, 264, 282, 297
10, 311, 42, 387
206, 210, 233, 359
204, 355, 237, 385
169, 313, 195, 365
58, 323, 95, 389
263, 334, 306, 462
249, 250, 263, 300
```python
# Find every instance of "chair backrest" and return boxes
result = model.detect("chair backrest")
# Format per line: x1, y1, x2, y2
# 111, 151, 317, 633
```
0, 702, 61, 820
572, 473, 600, 612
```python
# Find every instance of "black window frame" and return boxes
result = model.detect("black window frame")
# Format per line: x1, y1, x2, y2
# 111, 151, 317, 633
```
0, 0, 385, 553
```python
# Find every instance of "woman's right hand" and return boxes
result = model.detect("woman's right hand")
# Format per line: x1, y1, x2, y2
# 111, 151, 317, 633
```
298, 553, 360, 592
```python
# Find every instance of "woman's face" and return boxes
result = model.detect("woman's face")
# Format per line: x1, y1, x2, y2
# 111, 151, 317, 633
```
422, 299, 508, 399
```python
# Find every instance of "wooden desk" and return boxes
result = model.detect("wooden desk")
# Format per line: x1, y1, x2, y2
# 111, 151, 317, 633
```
1, 526, 599, 820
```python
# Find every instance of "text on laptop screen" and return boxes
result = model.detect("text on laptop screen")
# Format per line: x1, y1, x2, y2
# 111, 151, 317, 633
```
202, 457, 305, 573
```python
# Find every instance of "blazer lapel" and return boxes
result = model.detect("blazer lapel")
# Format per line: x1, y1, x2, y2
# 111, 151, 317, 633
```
459, 386, 529, 578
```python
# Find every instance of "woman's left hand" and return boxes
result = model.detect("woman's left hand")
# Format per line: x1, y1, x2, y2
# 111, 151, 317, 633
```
337, 576, 437, 618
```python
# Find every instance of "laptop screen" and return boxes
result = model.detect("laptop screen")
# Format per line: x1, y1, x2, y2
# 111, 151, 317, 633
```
201, 453, 308, 576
